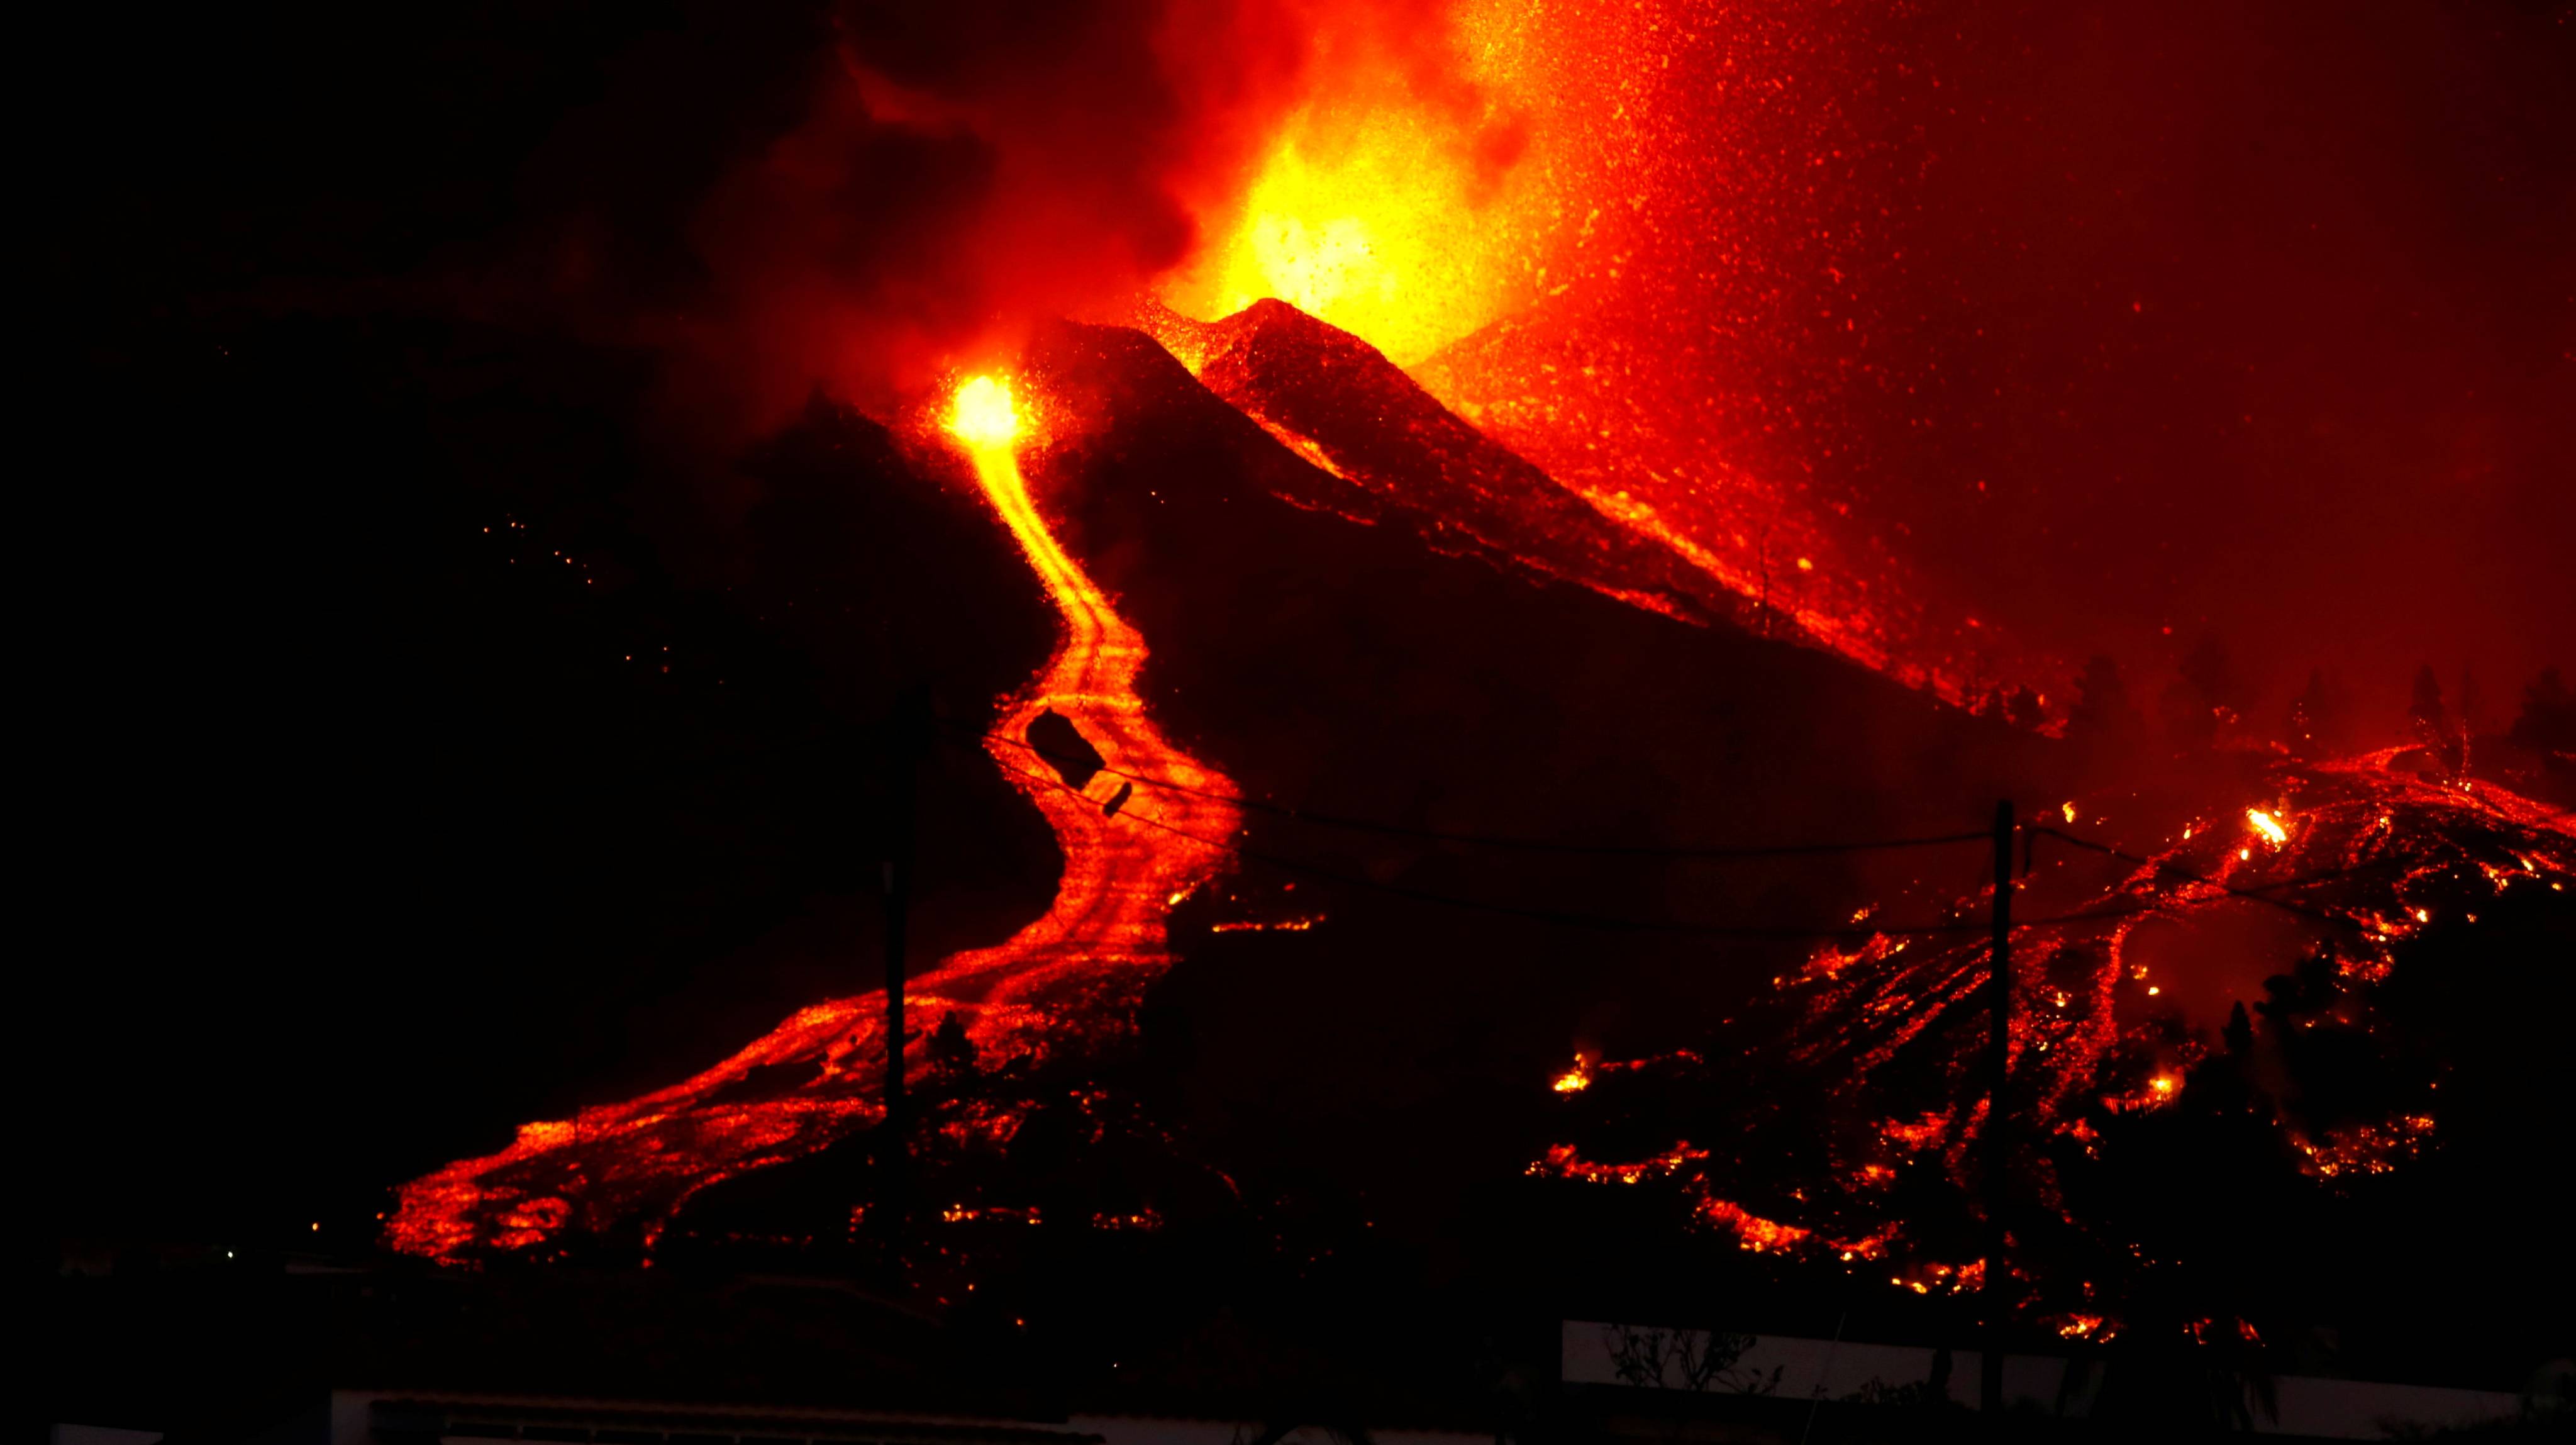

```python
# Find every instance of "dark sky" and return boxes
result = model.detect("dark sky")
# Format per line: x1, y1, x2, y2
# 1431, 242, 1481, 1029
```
1445, 0, 2575, 724
1865, 0, 2576, 724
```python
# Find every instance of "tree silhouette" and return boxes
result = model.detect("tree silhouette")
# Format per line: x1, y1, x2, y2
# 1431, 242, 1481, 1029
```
2457, 669, 2488, 739
2509, 667, 2575, 752
927, 1008, 979, 1083
2003, 684, 2047, 732
2157, 635, 2248, 752
2407, 665, 2457, 776
2284, 669, 2353, 759
1602, 1323, 1778, 1396
2407, 665, 2446, 742
2067, 656, 2146, 762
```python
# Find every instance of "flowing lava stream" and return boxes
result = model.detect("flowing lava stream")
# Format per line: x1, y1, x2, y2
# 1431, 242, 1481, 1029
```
386, 376, 1236, 1260
926, 377, 1241, 1010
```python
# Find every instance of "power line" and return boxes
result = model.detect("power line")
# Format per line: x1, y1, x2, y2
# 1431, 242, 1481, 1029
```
937, 724, 2395, 941
2029, 823, 2373, 932
948, 720, 1989, 859
974, 743, 2167, 942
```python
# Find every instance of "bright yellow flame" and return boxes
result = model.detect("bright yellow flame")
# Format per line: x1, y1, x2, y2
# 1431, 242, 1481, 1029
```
1244, 209, 1385, 320
948, 375, 1022, 450
1157, 1, 1587, 364
2246, 808, 2289, 846
1553, 1056, 1592, 1093
1165, 113, 1523, 364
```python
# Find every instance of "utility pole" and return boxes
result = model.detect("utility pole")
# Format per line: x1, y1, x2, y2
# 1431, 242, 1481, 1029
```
879, 690, 929, 1259
1757, 531, 1772, 637
1982, 798, 2014, 1419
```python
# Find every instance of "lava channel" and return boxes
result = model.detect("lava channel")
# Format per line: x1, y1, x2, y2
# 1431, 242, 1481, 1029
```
384, 374, 1238, 1261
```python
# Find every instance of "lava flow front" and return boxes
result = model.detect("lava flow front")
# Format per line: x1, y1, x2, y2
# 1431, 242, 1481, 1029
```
385, 376, 1236, 1261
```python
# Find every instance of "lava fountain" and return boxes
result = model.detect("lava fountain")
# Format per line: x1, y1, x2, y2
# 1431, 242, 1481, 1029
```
384, 376, 1236, 1260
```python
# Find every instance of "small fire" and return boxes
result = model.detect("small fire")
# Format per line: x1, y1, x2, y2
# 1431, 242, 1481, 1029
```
1529, 1140, 1706, 1185
1700, 1197, 1812, 1253
2246, 808, 2290, 847
1209, 916, 1323, 933
947, 374, 1023, 449
1553, 1055, 1593, 1093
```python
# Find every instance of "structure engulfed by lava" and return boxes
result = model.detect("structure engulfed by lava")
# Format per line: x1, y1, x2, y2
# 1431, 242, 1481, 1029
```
387, 377, 1238, 1258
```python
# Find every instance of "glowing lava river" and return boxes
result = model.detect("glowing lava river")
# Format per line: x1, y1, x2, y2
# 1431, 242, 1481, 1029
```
387, 376, 1238, 1259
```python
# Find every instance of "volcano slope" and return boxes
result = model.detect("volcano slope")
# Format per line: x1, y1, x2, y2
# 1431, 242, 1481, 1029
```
629, 311, 2070, 1272
1119, 302, 2576, 1375
972, 316, 2068, 1227
902, 313, 2568, 1362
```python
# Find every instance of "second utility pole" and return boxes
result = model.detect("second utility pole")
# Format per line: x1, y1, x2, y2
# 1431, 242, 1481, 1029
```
1982, 798, 2014, 1417
879, 692, 928, 1258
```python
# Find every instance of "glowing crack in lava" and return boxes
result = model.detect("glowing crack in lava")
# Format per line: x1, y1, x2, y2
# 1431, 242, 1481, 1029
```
386, 376, 1236, 1260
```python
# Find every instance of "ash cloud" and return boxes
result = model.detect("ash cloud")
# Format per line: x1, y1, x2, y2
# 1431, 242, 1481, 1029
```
480, 0, 1491, 434
56, 1, 1482, 435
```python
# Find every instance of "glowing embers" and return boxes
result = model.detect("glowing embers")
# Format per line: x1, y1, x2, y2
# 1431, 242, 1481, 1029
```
2293, 1113, 2437, 1180
1530, 1141, 1706, 1187
385, 374, 1238, 1261
1697, 1198, 1813, 1254
2053, 1313, 2114, 1342
1208, 916, 1323, 934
